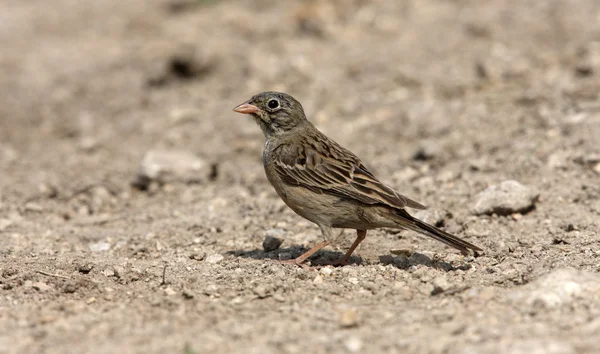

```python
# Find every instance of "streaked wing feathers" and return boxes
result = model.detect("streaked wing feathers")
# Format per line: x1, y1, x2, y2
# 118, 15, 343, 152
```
273, 133, 426, 210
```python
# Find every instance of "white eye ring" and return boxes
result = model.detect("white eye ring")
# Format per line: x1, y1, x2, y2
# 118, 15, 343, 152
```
267, 99, 280, 110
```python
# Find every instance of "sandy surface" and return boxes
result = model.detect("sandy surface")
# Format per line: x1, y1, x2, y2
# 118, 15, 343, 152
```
1, 0, 600, 353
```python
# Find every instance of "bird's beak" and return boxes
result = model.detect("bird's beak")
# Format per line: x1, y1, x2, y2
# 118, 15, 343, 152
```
233, 102, 260, 115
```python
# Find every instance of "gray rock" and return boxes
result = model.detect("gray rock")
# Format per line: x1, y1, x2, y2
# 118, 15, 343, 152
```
262, 235, 283, 252
132, 149, 206, 189
509, 268, 600, 310
471, 180, 539, 215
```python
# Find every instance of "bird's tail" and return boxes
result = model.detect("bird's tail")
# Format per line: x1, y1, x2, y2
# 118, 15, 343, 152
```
394, 210, 483, 256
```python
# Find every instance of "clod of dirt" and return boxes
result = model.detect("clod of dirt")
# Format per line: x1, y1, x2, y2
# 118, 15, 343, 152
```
508, 268, 600, 310
471, 180, 539, 215
132, 149, 207, 190
262, 235, 283, 252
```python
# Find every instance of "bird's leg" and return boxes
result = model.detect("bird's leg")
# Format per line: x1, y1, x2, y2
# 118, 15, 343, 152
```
335, 229, 367, 266
280, 224, 334, 268
280, 240, 330, 267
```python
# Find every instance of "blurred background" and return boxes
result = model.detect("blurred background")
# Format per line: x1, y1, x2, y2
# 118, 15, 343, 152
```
1, 0, 600, 353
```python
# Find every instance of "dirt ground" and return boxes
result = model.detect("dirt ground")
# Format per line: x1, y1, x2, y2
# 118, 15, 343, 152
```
1, 0, 600, 353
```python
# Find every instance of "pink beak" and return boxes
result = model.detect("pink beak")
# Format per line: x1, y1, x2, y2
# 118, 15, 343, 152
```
233, 103, 260, 114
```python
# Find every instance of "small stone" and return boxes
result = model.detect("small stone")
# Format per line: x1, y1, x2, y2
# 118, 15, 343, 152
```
169, 108, 201, 125
89, 242, 110, 253
471, 180, 539, 216
412, 140, 441, 161
24, 202, 43, 212
63, 282, 77, 294
344, 337, 363, 353
113, 266, 125, 279
390, 249, 413, 257
431, 276, 450, 296
205, 253, 224, 264
189, 252, 206, 261
262, 235, 283, 252
132, 149, 207, 190
339, 308, 359, 328
102, 268, 115, 277
319, 267, 333, 277
313, 275, 324, 285
0, 218, 13, 231
347, 277, 359, 285
164, 287, 177, 296
253, 285, 269, 298
78, 263, 94, 274
32, 282, 51, 292
273, 294, 285, 302
86, 297, 96, 304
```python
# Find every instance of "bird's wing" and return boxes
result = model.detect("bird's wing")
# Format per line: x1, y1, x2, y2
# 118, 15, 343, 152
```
272, 133, 426, 210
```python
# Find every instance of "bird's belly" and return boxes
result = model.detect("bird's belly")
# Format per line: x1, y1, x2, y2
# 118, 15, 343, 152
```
278, 185, 376, 229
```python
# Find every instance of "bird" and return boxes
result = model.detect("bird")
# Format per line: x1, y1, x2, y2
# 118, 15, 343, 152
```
233, 92, 482, 266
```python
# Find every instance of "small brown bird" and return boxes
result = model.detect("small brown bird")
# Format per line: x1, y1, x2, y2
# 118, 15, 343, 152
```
234, 92, 482, 266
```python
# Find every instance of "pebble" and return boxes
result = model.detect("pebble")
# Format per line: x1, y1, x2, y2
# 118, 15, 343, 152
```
344, 337, 363, 353
0, 218, 13, 231
319, 267, 333, 277
347, 277, 359, 285
339, 308, 359, 328
205, 253, 224, 264
132, 149, 207, 190
431, 275, 450, 296
412, 140, 441, 161
253, 285, 269, 298
313, 275, 324, 285
189, 252, 206, 261
471, 180, 539, 215
164, 287, 177, 296
32, 282, 51, 292
88, 242, 110, 253
262, 235, 283, 252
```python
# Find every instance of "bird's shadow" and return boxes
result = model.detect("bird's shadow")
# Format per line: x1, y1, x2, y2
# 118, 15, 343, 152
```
228, 246, 470, 271
226, 245, 364, 266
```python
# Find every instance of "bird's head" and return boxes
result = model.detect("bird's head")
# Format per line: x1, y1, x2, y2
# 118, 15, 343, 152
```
233, 92, 308, 138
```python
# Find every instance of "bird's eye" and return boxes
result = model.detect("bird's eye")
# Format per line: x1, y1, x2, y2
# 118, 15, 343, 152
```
267, 99, 280, 110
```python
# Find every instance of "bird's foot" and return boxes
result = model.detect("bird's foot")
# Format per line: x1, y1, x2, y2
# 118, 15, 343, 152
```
277, 258, 314, 270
